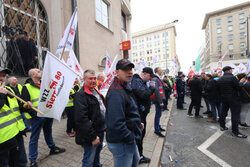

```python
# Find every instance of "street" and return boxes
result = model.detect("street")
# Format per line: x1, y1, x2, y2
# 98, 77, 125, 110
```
161, 97, 250, 167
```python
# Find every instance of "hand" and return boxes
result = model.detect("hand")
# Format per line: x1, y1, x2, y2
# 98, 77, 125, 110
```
181, 92, 184, 95
23, 101, 33, 109
240, 78, 246, 83
92, 136, 100, 146
160, 103, 164, 107
0, 82, 8, 94
141, 123, 144, 130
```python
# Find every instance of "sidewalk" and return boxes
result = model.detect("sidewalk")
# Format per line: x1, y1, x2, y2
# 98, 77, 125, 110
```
23, 99, 173, 167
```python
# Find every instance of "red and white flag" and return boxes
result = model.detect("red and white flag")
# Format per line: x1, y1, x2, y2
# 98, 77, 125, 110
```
67, 50, 83, 76
100, 54, 118, 94
238, 63, 247, 73
38, 51, 78, 120
103, 52, 112, 75
219, 50, 229, 62
56, 8, 78, 54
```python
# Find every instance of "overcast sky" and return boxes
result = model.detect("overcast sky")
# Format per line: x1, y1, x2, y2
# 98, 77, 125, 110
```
131, 0, 248, 73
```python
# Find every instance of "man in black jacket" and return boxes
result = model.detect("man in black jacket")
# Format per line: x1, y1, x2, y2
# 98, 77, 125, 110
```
74, 69, 106, 167
187, 75, 203, 118
106, 59, 142, 167
131, 67, 155, 164
176, 71, 186, 110
217, 66, 247, 138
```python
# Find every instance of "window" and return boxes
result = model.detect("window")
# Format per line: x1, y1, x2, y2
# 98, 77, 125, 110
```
95, 0, 109, 28
216, 19, 221, 25
217, 37, 222, 42
228, 16, 232, 22
217, 28, 221, 34
121, 11, 126, 31
239, 13, 244, 20
240, 42, 245, 51
228, 35, 233, 40
228, 25, 233, 31
240, 23, 244, 30
229, 55, 233, 59
228, 44, 233, 51
240, 32, 245, 38
158, 48, 160, 53
164, 54, 169, 59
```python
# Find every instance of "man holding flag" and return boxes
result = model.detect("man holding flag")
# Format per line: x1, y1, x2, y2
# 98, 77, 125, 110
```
21, 68, 66, 167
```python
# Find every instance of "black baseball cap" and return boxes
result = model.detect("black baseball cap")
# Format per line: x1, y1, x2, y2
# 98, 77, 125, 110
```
0, 66, 11, 74
116, 59, 134, 70
222, 66, 233, 72
142, 67, 154, 76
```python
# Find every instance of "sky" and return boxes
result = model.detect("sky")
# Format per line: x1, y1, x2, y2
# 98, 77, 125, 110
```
131, 0, 248, 73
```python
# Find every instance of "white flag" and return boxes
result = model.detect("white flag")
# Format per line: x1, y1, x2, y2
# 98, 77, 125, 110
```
103, 52, 112, 75
56, 8, 78, 54
238, 63, 247, 73
38, 51, 78, 120
67, 50, 83, 76
100, 54, 118, 93
229, 63, 239, 75
247, 59, 250, 73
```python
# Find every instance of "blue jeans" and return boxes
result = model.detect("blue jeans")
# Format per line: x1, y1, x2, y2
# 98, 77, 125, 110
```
0, 135, 27, 167
154, 103, 163, 132
29, 117, 55, 162
108, 141, 140, 167
82, 131, 104, 167
21, 113, 31, 131
210, 101, 221, 121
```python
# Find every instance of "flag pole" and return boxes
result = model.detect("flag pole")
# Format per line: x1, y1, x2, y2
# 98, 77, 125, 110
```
7, 90, 44, 115
59, 8, 77, 60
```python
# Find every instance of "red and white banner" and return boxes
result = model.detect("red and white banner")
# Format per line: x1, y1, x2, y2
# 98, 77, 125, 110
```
238, 63, 247, 73
56, 8, 78, 54
100, 54, 118, 91
103, 52, 112, 75
38, 51, 78, 120
67, 50, 83, 76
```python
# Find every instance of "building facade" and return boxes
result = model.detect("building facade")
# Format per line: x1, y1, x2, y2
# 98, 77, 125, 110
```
0, 0, 131, 75
131, 23, 180, 74
202, 1, 250, 72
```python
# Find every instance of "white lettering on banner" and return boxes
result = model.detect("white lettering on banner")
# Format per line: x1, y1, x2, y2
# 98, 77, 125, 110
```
38, 51, 78, 121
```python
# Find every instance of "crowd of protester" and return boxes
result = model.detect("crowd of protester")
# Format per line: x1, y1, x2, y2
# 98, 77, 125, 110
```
0, 60, 249, 167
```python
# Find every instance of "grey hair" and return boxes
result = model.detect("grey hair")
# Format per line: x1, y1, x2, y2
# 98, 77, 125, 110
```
84, 69, 95, 78
28, 68, 36, 77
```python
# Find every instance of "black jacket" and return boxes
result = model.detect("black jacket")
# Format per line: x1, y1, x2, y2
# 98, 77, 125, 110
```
189, 77, 203, 98
239, 82, 250, 103
74, 86, 105, 145
20, 78, 40, 117
176, 76, 185, 93
105, 77, 142, 144
131, 74, 154, 114
217, 73, 241, 100
204, 79, 220, 103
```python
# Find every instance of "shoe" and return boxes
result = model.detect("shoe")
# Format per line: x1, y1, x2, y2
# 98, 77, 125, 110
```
232, 132, 247, 138
220, 126, 228, 131
187, 113, 193, 117
203, 111, 210, 115
50, 146, 66, 155
66, 132, 75, 137
139, 156, 151, 164
154, 131, 165, 137
239, 123, 250, 128
207, 118, 217, 123
195, 115, 203, 119
160, 127, 166, 131
30, 161, 38, 167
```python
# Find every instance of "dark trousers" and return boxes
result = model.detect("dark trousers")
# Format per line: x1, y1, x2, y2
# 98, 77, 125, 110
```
137, 111, 148, 156
177, 92, 184, 109
65, 107, 75, 133
29, 117, 55, 162
220, 98, 240, 134
154, 103, 163, 132
188, 96, 201, 116
0, 135, 27, 167
202, 96, 210, 112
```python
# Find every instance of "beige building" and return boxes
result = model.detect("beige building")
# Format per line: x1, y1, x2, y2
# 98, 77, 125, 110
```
131, 23, 180, 74
0, 0, 131, 75
202, 1, 250, 72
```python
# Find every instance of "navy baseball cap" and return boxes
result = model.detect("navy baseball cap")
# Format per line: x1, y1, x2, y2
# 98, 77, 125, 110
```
222, 66, 233, 72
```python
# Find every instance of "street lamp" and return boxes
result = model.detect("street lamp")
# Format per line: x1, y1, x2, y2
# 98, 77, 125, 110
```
165, 20, 178, 75
242, 15, 250, 58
